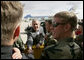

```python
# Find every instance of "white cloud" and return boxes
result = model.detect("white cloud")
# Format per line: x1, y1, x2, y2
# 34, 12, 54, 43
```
20, 1, 83, 19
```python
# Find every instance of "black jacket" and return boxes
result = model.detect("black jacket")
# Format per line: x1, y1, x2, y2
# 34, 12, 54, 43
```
25, 27, 45, 48
1, 45, 34, 59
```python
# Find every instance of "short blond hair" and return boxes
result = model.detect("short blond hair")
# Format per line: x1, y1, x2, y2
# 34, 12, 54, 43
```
1, 1, 23, 44
54, 11, 77, 31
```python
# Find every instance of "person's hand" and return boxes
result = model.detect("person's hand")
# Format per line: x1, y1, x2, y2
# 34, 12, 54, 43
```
27, 49, 33, 54
12, 47, 22, 59
36, 44, 40, 48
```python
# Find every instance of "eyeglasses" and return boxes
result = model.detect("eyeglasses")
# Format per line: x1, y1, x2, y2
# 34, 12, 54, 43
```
52, 23, 66, 27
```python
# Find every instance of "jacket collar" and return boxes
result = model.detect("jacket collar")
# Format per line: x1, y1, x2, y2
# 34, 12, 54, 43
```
1, 45, 13, 54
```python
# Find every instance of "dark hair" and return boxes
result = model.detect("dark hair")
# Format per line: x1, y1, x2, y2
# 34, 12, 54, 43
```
45, 19, 52, 24
54, 11, 77, 31
78, 19, 83, 26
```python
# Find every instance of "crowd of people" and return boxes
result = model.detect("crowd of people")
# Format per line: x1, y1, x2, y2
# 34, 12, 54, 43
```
1, 1, 83, 59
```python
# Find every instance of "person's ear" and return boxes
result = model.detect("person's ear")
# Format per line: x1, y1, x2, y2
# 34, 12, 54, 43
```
13, 26, 20, 40
64, 24, 71, 32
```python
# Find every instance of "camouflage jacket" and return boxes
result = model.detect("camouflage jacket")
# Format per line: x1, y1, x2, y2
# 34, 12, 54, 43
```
44, 33, 57, 47
13, 35, 25, 52
75, 35, 83, 50
41, 37, 82, 59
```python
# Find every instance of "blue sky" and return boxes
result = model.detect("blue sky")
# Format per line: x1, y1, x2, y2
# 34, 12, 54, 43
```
20, 1, 83, 19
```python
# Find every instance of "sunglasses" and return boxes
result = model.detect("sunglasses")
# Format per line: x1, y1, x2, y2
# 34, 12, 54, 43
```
52, 23, 66, 27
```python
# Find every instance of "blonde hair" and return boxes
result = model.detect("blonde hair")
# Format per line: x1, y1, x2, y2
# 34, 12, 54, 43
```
1, 1, 23, 44
54, 11, 77, 31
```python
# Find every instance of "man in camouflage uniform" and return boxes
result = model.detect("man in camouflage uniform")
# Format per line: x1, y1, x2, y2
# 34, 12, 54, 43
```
13, 35, 25, 53
40, 11, 82, 59
44, 19, 57, 47
44, 33, 57, 47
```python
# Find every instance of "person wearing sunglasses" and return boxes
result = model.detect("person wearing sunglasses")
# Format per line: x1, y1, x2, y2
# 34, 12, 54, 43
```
41, 11, 82, 59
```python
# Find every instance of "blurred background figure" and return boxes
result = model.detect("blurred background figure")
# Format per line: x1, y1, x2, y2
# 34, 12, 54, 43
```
40, 21, 46, 34
75, 19, 83, 50
13, 35, 26, 53
44, 19, 57, 47
75, 19, 83, 59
